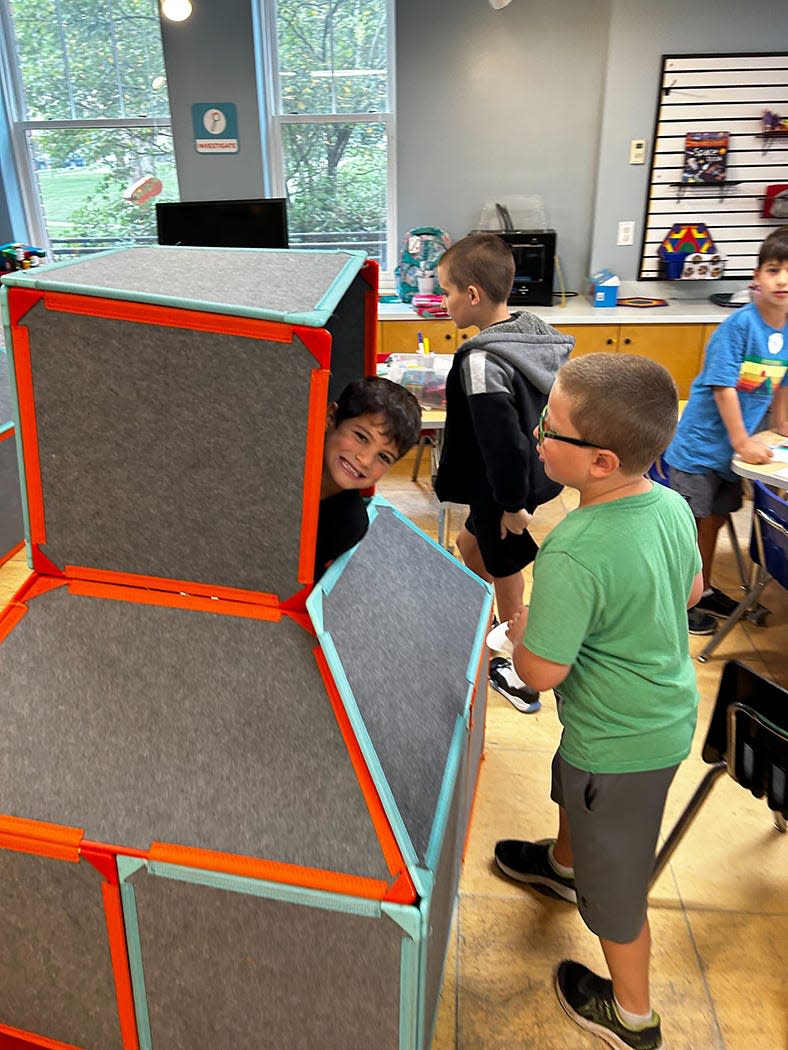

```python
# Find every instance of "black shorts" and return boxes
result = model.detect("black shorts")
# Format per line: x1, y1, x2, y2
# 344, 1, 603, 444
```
465, 501, 538, 578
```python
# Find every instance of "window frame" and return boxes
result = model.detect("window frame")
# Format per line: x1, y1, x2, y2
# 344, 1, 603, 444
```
258, 0, 397, 279
0, 0, 175, 256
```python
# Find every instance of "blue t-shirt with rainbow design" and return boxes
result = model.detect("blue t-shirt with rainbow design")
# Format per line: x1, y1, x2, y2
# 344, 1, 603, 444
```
665, 302, 788, 479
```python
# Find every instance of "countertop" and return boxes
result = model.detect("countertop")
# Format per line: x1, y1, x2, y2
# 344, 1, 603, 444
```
377, 296, 736, 326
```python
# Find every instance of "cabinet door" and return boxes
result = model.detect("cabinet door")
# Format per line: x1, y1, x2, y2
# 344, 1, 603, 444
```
557, 325, 619, 357
379, 319, 457, 356
618, 325, 704, 400
456, 325, 480, 346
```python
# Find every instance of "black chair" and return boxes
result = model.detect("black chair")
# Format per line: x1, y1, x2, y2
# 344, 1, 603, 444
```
650, 659, 788, 888
699, 480, 788, 661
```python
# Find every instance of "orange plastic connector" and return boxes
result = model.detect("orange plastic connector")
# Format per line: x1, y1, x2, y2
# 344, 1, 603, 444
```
0, 815, 82, 863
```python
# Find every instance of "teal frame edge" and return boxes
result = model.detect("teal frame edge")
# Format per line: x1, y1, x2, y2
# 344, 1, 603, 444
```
424, 715, 467, 873
0, 246, 368, 329
117, 856, 153, 1050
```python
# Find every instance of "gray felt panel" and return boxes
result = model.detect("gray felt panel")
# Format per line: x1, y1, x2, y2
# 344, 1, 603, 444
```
22, 300, 314, 594
325, 273, 369, 400
323, 507, 488, 861
422, 749, 466, 1050
0, 850, 123, 1050
16, 246, 354, 320
128, 869, 404, 1050
0, 589, 388, 880
0, 348, 15, 424
0, 433, 23, 559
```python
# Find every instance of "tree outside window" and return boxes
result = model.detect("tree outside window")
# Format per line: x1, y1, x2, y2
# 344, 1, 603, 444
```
270, 0, 394, 270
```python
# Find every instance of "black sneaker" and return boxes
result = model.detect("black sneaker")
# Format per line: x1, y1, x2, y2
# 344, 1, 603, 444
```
489, 657, 541, 713
494, 838, 577, 902
555, 960, 663, 1050
695, 586, 739, 619
688, 608, 716, 635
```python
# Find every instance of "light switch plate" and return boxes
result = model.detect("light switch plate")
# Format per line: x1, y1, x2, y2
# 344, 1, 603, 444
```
629, 139, 646, 164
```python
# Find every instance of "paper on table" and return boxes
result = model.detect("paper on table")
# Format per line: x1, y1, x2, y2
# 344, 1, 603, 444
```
769, 443, 788, 463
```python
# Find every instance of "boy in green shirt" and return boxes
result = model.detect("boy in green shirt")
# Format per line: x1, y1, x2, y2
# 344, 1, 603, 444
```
495, 353, 703, 1050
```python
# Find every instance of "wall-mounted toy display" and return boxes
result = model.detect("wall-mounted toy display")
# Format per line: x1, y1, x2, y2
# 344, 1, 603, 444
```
761, 109, 788, 133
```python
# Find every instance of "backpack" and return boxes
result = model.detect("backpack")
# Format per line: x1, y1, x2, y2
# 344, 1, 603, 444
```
394, 226, 452, 302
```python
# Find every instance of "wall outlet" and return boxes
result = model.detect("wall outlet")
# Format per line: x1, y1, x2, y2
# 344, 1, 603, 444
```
629, 138, 646, 164
617, 221, 635, 246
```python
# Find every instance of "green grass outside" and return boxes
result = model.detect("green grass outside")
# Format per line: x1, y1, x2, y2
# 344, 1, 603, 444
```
37, 166, 179, 236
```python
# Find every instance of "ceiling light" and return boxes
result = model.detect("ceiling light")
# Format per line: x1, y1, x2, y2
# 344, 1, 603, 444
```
161, 0, 192, 22
488, 0, 512, 7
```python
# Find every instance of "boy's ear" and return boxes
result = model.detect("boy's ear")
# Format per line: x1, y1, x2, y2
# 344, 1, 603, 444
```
325, 402, 338, 429
467, 283, 482, 306
588, 448, 621, 478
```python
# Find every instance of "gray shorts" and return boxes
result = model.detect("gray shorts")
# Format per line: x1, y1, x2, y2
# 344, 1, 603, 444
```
669, 466, 742, 519
550, 750, 677, 943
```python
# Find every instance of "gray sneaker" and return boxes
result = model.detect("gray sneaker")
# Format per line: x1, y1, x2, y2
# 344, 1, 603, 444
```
555, 960, 663, 1050
494, 837, 577, 902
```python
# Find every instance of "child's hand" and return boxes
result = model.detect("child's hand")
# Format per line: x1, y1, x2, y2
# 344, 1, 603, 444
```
735, 436, 774, 464
500, 508, 533, 539
506, 604, 529, 647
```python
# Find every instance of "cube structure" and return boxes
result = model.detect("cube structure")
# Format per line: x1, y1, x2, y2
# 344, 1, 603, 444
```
0, 349, 24, 565
0, 247, 492, 1050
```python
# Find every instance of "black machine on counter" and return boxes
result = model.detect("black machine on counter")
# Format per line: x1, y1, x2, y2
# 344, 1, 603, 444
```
496, 229, 556, 306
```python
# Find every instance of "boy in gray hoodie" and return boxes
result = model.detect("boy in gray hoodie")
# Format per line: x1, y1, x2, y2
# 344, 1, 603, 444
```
434, 233, 574, 712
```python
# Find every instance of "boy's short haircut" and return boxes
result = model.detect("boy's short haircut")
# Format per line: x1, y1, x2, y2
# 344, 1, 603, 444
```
557, 353, 678, 475
758, 225, 788, 266
438, 233, 515, 305
334, 376, 422, 458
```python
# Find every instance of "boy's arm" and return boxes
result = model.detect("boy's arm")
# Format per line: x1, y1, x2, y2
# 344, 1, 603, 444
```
687, 569, 705, 609
506, 603, 571, 691
712, 387, 774, 463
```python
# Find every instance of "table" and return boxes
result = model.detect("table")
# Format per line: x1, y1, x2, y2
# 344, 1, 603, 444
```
730, 429, 788, 486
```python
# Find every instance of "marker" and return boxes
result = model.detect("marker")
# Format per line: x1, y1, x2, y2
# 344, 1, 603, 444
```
417, 330, 425, 356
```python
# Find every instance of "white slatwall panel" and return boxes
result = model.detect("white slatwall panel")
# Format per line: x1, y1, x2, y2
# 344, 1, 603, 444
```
640, 53, 788, 280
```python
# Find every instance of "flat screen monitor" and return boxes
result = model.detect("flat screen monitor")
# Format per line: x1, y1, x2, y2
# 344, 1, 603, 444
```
155, 198, 288, 249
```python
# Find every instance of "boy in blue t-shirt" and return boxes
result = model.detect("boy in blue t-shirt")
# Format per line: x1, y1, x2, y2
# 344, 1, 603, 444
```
665, 226, 788, 633
495, 353, 703, 1050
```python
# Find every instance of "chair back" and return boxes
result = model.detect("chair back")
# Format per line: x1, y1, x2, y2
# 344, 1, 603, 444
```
647, 454, 670, 487
748, 480, 788, 589
701, 659, 788, 764
727, 702, 788, 818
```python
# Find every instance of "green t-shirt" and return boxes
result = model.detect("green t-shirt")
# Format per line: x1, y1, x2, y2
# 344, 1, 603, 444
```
524, 484, 701, 773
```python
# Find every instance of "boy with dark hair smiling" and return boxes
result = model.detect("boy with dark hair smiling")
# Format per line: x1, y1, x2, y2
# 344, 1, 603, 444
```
315, 376, 421, 579
495, 353, 704, 1050
434, 233, 574, 713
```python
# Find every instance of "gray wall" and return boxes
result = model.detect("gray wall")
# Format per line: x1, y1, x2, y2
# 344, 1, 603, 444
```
395, 0, 611, 294
160, 0, 266, 201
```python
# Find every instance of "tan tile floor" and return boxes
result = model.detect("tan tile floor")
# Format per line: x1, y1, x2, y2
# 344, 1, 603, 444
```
1, 453, 785, 1050
378, 453, 788, 1050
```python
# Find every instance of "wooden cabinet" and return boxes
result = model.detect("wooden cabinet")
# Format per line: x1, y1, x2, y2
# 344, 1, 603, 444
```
617, 325, 705, 400
558, 325, 619, 357
378, 319, 709, 399
556, 323, 705, 399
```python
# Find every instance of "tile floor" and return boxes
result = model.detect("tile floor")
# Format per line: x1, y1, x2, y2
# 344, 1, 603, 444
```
0, 453, 785, 1050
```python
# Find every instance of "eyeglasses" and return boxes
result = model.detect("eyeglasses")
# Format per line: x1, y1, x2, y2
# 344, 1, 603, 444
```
537, 405, 605, 450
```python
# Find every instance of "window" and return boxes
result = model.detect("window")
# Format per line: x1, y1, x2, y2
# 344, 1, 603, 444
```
0, 0, 178, 260
261, 0, 395, 272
